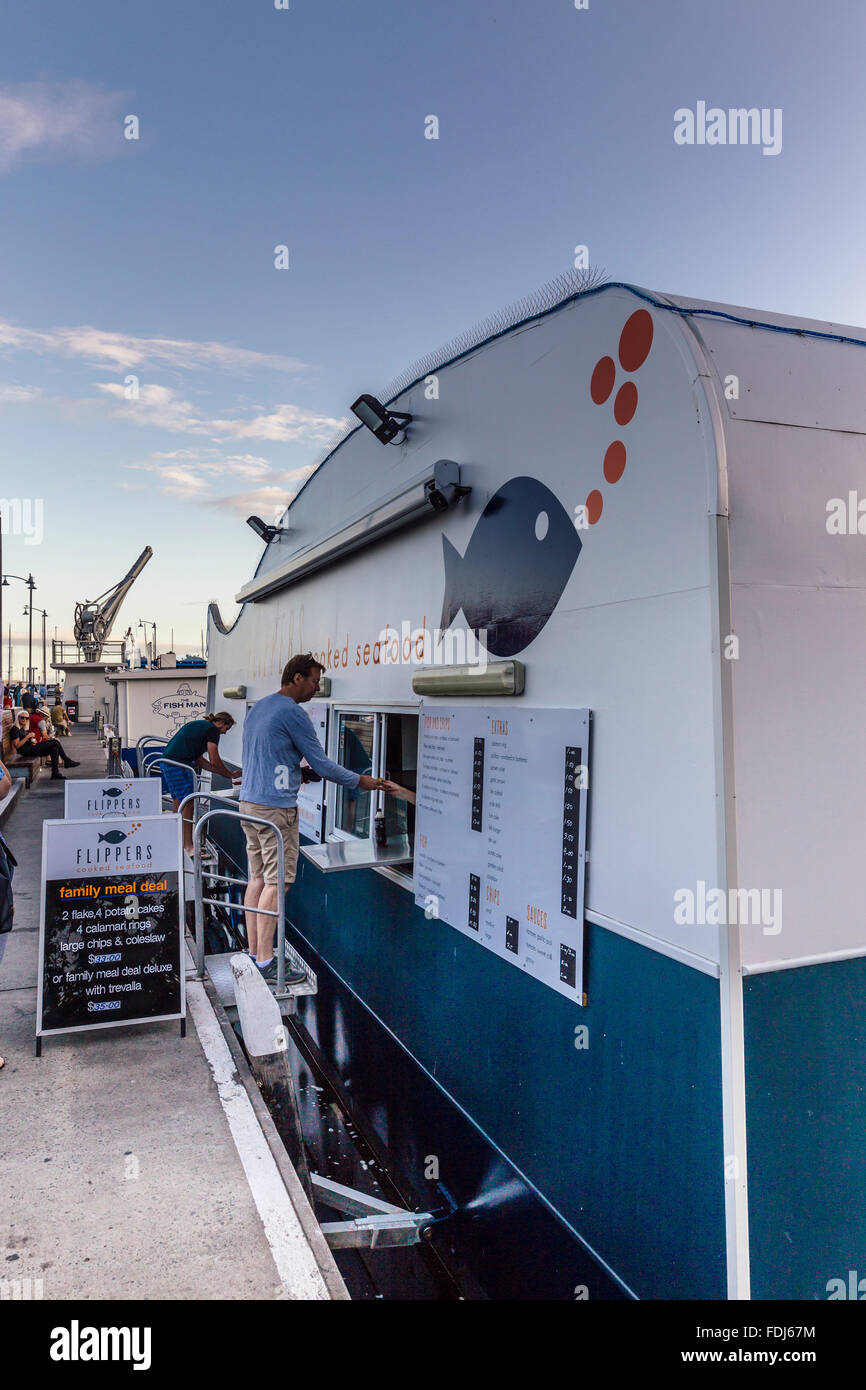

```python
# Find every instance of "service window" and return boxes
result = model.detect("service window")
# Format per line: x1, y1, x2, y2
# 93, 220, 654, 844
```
333, 711, 377, 838
381, 712, 418, 851
329, 708, 419, 878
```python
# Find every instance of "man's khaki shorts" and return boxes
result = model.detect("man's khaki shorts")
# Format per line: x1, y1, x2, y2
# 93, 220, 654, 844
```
239, 802, 300, 886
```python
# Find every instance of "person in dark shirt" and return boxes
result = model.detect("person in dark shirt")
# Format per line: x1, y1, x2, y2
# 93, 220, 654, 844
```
9, 712, 79, 779
162, 712, 239, 852
20, 687, 35, 712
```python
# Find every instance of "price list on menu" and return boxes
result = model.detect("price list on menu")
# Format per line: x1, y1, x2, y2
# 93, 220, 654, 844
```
414, 706, 590, 1003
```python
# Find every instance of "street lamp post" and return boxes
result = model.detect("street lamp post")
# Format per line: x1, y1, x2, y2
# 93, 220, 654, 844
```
138, 619, 158, 668
24, 604, 49, 687
0, 568, 36, 690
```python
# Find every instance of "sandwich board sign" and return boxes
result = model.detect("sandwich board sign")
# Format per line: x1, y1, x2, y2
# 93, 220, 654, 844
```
64, 776, 163, 820
36, 813, 185, 1052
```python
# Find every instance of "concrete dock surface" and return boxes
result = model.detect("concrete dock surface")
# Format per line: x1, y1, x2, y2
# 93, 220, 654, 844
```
0, 726, 334, 1300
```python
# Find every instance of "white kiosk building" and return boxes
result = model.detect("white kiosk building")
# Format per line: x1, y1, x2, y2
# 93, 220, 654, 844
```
205, 279, 866, 1300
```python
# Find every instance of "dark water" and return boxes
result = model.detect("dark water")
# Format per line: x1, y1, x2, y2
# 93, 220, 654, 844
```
233, 1016, 460, 1300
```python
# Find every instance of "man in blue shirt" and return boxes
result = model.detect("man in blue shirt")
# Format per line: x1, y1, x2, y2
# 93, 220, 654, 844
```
239, 653, 383, 981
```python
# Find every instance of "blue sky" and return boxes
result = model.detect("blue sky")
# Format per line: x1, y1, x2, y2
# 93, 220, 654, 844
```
1, 0, 863, 679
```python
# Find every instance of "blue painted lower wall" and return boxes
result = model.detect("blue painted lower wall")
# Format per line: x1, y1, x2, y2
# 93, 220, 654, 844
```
213, 815, 727, 1298
744, 957, 866, 1300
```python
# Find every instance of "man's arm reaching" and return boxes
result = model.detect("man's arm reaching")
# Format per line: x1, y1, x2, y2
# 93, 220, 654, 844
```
291, 716, 362, 788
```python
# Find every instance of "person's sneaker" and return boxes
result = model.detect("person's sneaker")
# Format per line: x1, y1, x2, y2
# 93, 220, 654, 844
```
258, 958, 306, 987
50, 772, 65, 781
64, 759, 80, 768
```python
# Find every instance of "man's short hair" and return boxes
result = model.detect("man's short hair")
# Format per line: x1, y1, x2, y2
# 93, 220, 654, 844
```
281, 652, 325, 686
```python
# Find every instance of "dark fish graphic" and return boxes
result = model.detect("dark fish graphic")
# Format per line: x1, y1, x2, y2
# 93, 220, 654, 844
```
102, 787, 123, 798
98, 830, 128, 844
439, 476, 582, 657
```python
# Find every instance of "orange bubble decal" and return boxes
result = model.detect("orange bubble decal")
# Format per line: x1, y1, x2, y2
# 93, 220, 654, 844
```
590, 356, 616, 404
603, 441, 626, 484
618, 309, 654, 372
614, 382, 637, 426
586, 490, 603, 525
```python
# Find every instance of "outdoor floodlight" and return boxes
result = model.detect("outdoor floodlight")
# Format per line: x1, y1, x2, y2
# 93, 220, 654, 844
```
246, 515, 288, 543
350, 394, 412, 445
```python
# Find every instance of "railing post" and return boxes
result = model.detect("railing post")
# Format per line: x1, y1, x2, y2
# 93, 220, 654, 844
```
192, 811, 207, 979
276, 830, 285, 991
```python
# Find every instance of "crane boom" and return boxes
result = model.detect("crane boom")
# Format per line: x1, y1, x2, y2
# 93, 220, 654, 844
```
73, 546, 153, 662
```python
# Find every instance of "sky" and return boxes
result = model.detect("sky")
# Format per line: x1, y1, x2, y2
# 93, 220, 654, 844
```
0, 0, 863, 680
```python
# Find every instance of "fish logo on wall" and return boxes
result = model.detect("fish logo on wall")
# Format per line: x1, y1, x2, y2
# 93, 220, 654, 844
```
150, 681, 206, 733
438, 310, 655, 657
440, 477, 581, 658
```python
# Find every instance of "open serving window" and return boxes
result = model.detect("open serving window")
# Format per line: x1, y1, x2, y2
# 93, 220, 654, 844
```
300, 707, 418, 879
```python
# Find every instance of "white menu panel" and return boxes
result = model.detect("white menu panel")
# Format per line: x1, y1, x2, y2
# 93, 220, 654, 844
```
414, 706, 589, 1002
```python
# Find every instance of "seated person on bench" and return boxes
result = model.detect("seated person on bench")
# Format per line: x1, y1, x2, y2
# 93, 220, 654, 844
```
8, 712, 79, 781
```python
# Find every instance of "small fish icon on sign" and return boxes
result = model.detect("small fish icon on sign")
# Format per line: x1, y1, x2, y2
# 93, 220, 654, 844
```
102, 787, 123, 798
98, 830, 128, 845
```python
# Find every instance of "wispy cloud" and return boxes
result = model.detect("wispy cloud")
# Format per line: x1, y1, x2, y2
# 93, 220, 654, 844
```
209, 402, 348, 442
0, 384, 41, 402
98, 382, 346, 442
0, 318, 308, 374
204, 485, 310, 521
0, 80, 127, 174
127, 448, 316, 517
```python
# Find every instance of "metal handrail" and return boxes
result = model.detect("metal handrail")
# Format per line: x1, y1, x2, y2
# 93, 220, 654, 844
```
189, 807, 286, 989
135, 733, 166, 774
176, 786, 241, 843
145, 755, 203, 793
141, 750, 172, 778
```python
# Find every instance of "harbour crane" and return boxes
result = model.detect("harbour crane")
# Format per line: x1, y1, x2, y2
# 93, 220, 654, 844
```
73, 546, 153, 662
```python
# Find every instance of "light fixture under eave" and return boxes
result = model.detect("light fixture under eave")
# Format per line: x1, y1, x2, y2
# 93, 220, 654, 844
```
235, 460, 470, 604
222, 685, 247, 700
412, 660, 525, 696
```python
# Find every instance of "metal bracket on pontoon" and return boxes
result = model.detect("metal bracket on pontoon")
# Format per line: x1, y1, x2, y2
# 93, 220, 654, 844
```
310, 1174, 436, 1249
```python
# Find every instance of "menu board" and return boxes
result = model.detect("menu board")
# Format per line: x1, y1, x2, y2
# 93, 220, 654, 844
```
64, 777, 163, 820
414, 707, 589, 1003
37, 814, 184, 1042
297, 704, 328, 843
